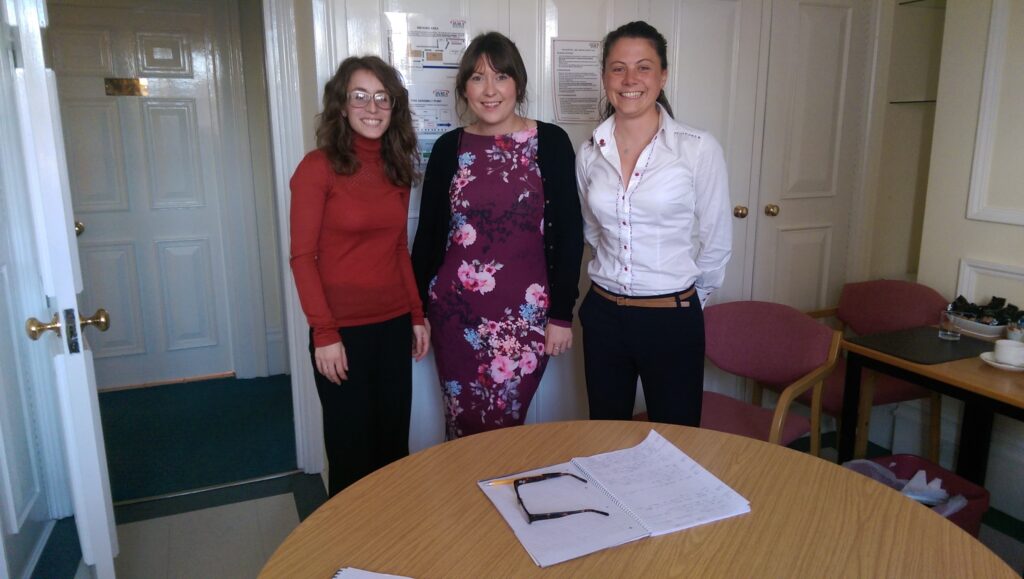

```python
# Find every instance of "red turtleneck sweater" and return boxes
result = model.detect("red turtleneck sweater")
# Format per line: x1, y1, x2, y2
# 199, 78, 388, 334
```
289, 136, 424, 348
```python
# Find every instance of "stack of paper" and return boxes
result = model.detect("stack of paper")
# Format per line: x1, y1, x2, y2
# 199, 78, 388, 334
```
478, 430, 750, 567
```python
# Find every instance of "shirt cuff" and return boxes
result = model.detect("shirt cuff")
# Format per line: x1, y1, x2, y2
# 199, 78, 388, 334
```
312, 327, 341, 348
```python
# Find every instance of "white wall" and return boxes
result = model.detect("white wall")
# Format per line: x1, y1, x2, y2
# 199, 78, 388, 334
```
241, 0, 289, 374
868, 3, 943, 280
911, 0, 1024, 520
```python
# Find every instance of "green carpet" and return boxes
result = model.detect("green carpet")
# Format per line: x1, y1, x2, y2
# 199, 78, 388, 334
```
99, 375, 297, 501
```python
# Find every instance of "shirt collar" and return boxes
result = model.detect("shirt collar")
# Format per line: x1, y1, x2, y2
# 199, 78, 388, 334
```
591, 103, 683, 156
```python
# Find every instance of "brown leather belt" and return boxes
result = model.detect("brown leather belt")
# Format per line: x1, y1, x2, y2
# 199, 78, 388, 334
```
592, 285, 694, 308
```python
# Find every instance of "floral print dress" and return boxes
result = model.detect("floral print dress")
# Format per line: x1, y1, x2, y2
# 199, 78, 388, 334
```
428, 128, 550, 439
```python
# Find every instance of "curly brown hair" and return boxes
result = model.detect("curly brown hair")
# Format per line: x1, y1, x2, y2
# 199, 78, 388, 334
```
315, 56, 419, 187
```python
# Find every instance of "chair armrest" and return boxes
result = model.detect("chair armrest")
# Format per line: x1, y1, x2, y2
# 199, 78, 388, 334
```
805, 306, 838, 319
805, 306, 845, 331
768, 329, 843, 444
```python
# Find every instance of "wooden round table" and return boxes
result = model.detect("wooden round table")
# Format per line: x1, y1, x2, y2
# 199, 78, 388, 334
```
261, 421, 1013, 577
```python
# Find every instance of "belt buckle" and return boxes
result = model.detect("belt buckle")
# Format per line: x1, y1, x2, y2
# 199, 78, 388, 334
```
615, 295, 627, 306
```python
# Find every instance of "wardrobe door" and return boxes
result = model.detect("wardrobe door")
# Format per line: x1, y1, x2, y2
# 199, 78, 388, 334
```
651, 0, 765, 306
751, 0, 874, 310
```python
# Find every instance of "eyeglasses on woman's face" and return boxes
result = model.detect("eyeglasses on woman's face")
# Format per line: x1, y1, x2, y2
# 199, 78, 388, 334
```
347, 90, 393, 110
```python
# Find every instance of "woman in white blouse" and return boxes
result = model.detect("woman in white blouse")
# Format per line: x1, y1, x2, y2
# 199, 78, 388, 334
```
576, 21, 732, 426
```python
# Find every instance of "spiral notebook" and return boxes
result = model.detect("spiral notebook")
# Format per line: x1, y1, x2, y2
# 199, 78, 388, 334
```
478, 430, 750, 567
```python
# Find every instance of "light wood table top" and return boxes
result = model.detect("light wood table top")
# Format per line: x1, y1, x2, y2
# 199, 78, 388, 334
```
843, 340, 1024, 409
261, 421, 1013, 578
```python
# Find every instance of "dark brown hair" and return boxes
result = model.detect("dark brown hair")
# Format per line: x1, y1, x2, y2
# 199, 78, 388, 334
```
600, 21, 674, 120
315, 56, 419, 187
454, 32, 528, 118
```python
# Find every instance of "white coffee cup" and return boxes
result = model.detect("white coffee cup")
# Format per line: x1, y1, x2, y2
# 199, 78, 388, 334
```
993, 339, 1024, 367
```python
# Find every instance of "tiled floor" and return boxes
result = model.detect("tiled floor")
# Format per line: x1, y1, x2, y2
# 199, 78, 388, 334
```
114, 494, 299, 579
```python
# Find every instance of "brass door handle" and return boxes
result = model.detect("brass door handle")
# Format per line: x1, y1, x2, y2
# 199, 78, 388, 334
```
81, 308, 110, 332
764, 204, 780, 217
733, 205, 748, 218
26, 313, 61, 340
75, 220, 85, 236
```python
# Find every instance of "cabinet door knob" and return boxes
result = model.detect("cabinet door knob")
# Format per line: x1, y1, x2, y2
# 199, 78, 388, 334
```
733, 205, 748, 218
764, 204, 780, 217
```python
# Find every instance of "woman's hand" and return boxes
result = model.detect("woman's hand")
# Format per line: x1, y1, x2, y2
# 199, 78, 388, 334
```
315, 341, 348, 385
545, 324, 573, 357
412, 321, 430, 361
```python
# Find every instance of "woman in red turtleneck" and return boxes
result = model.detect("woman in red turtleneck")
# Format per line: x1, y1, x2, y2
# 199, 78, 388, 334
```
289, 56, 428, 496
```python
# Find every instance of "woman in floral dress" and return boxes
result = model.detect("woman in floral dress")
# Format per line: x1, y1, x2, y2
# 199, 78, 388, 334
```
412, 32, 583, 438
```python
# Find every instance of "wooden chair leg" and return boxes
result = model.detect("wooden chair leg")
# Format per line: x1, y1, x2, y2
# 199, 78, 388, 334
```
810, 383, 822, 458
853, 372, 876, 459
927, 392, 942, 463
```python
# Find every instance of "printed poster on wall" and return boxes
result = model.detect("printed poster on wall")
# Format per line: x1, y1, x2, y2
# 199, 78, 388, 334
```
386, 13, 469, 165
552, 39, 603, 123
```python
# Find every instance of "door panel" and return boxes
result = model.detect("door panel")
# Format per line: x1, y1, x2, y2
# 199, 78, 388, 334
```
653, 0, 763, 305
0, 9, 57, 578
49, 4, 234, 388
3, 1, 115, 576
753, 0, 870, 309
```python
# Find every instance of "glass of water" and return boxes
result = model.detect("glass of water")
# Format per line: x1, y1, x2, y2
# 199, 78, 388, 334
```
938, 311, 961, 341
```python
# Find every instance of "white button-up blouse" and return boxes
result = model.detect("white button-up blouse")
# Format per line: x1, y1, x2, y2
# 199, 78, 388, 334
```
576, 105, 732, 304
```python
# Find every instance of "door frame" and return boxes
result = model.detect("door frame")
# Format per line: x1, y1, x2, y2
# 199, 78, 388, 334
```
263, 0, 323, 471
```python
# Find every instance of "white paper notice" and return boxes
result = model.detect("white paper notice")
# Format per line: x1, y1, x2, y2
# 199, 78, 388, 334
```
386, 13, 468, 163
552, 39, 603, 123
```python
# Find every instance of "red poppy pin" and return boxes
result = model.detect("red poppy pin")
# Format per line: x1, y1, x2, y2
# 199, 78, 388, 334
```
599, 138, 606, 147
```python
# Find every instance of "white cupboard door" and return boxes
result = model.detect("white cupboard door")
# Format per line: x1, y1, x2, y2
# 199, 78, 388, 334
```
752, 0, 872, 309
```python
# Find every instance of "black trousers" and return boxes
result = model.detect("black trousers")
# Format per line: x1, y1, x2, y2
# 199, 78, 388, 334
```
309, 314, 412, 496
578, 286, 705, 426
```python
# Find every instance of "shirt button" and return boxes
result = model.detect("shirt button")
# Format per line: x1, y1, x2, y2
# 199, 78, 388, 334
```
624, 245, 628, 249
634, 172, 639, 177
621, 221, 626, 225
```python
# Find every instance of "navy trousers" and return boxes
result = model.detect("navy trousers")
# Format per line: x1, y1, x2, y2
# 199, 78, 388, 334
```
579, 286, 705, 426
309, 314, 412, 496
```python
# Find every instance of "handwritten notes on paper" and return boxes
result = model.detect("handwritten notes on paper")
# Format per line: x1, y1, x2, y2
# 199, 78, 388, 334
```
478, 430, 750, 567
573, 431, 751, 536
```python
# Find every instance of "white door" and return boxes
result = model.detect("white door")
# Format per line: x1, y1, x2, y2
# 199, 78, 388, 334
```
650, 0, 764, 305
5, 1, 118, 576
0, 9, 57, 577
752, 0, 872, 309
47, 2, 236, 389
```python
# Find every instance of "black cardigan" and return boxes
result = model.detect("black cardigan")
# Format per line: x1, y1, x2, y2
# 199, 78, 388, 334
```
411, 121, 584, 323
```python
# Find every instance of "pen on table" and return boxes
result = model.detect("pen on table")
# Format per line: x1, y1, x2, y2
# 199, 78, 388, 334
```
485, 477, 516, 486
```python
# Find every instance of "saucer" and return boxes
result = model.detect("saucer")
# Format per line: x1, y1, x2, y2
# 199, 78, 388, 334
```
980, 352, 1024, 372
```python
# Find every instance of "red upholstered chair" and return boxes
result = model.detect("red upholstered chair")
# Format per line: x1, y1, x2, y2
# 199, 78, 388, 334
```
689, 301, 841, 456
756, 279, 949, 460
